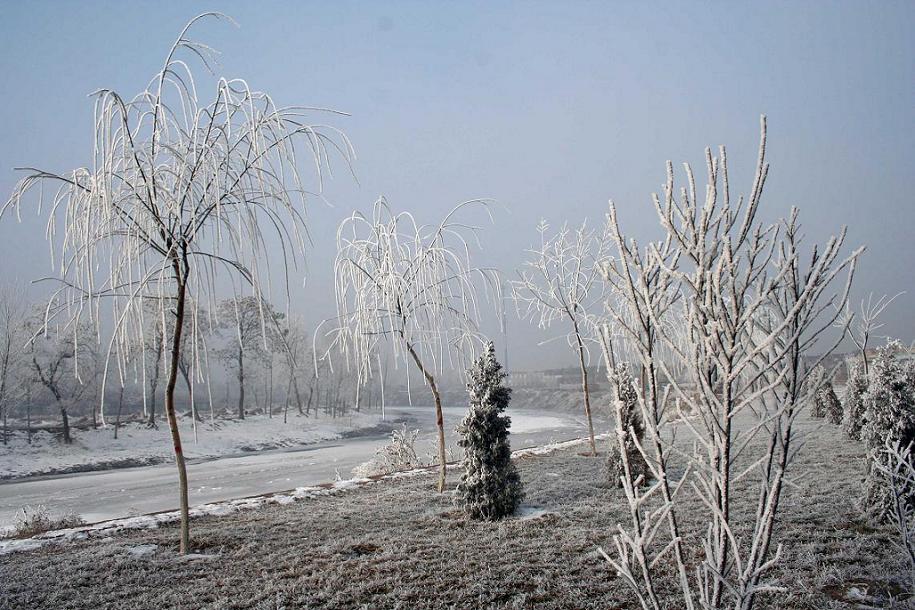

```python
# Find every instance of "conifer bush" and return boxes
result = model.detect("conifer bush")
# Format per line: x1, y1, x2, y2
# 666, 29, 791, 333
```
606, 362, 648, 488
842, 358, 868, 440
862, 342, 915, 521
455, 342, 523, 520
818, 381, 843, 425
809, 366, 827, 418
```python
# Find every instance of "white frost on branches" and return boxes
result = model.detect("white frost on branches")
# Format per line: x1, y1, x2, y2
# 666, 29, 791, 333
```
512, 219, 611, 455
323, 197, 499, 492
597, 116, 862, 610
1, 13, 351, 552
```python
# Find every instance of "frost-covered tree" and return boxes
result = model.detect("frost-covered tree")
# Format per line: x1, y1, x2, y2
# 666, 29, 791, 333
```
871, 439, 915, 591
216, 297, 283, 420
835, 293, 903, 376
818, 381, 842, 425
326, 198, 497, 493
598, 117, 860, 609
605, 362, 648, 488
24, 312, 96, 445
512, 219, 610, 456
862, 343, 915, 521
455, 341, 523, 520
139, 299, 166, 427
1, 14, 350, 553
843, 358, 868, 440
808, 366, 827, 418
279, 316, 310, 422
0, 287, 28, 445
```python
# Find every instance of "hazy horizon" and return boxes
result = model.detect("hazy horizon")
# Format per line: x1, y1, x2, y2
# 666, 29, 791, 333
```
1, 2, 912, 371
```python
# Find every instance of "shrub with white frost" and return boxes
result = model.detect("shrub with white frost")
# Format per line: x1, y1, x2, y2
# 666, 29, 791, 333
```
455, 342, 523, 520
862, 342, 915, 521
809, 366, 828, 418
842, 358, 868, 440
606, 363, 648, 488
352, 424, 424, 478
818, 381, 843, 425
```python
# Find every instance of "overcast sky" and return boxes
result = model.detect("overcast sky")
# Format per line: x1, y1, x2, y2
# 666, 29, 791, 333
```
0, 1, 912, 371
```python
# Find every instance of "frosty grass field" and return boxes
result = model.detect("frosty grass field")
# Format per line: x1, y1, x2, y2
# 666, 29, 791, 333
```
0, 414, 907, 610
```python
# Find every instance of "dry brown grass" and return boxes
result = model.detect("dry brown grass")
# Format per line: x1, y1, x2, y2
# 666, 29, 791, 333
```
0, 416, 910, 609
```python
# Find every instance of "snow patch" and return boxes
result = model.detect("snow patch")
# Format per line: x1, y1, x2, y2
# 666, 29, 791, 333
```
512, 433, 610, 458
0, 412, 383, 480
125, 544, 158, 558
515, 505, 553, 520
175, 552, 219, 562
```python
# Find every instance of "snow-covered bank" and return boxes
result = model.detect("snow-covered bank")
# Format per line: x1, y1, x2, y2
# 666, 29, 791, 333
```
388, 386, 614, 414
0, 412, 386, 480
0, 433, 605, 556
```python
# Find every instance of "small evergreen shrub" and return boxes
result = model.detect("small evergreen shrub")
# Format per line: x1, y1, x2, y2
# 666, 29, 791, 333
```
606, 362, 649, 488
455, 341, 523, 520
842, 358, 868, 440
862, 342, 915, 521
809, 366, 827, 418
818, 381, 843, 425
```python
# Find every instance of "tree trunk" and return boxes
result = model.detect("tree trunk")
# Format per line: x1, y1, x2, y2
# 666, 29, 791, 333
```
26, 385, 31, 445
267, 357, 273, 418
148, 382, 157, 427
573, 323, 597, 456
237, 349, 245, 420
60, 403, 71, 445
405, 341, 447, 493
114, 385, 124, 440
283, 375, 292, 424
165, 270, 191, 554
148, 339, 162, 427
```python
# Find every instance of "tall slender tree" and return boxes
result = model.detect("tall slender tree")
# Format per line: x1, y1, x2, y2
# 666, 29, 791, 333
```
2, 14, 350, 552
216, 297, 283, 420
326, 198, 497, 493
0, 286, 28, 445
512, 219, 610, 456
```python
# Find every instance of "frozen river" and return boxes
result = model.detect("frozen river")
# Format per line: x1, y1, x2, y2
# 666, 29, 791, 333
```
0, 406, 607, 527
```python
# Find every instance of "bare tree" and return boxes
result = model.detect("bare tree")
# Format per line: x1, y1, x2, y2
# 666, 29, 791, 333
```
598, 117, 860, 609
835, 292, 903, 376
0, 287, 28, 445
141, 299, 165, 427
24, 312, 97, 445
325, 197, 497, 493
512, 219, 610, 456
279, 316, 310, 423
2, 14, 351, 553
216, 297, 283, 420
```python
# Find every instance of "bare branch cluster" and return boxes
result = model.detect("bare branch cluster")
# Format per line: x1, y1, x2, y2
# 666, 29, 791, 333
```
597, 116, 862, 609
325, 197, 499, 491
512, 219, 611, 454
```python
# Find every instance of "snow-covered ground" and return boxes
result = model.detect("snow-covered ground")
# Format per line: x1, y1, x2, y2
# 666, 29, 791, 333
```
0, 430, 604, 556
0, 405, 602, 527
0, 408, 575, 481
0, 412, 385, 480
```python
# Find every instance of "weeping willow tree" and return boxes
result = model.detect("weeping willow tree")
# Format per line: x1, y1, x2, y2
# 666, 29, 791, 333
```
1, 13, 352, 553
324, 198, 498, 493
512, 219, 611, 456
